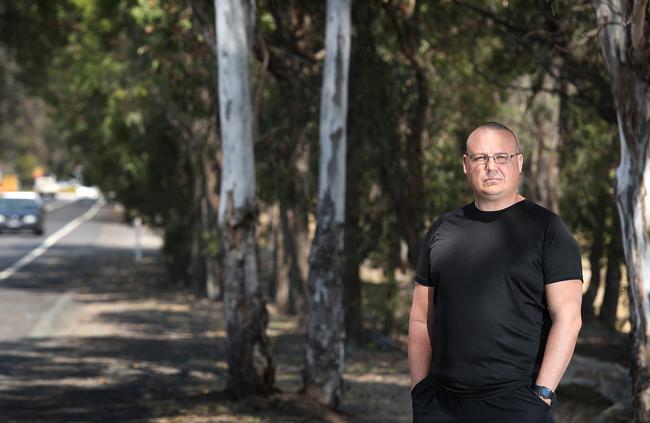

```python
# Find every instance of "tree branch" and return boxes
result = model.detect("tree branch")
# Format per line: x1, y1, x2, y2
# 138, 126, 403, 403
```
631, 0, 649, 65
187, 0, 217, 55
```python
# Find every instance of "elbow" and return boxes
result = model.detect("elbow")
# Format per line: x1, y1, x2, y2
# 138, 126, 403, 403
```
573, 314, 582, 335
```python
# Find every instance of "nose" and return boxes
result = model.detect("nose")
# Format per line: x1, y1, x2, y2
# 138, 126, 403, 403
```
485, 156, 498, 170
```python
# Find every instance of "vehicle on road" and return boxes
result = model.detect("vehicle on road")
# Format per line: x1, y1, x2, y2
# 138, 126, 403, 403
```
33, 176, 60, 199
0, 191, 45, 235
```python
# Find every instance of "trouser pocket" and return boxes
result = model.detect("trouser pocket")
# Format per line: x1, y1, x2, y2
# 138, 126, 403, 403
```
411, 373, 433, 409
525, 386, 551, 409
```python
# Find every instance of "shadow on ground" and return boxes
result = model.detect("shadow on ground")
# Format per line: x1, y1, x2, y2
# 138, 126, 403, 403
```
0, 238, 412, 422
0, 207, 630, 422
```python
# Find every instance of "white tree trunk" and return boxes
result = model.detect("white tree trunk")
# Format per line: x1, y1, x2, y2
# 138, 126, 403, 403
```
304, 0, 352, 409
215, 0, 274, 397
594, 1, 650, 420
531, 73, 561, 213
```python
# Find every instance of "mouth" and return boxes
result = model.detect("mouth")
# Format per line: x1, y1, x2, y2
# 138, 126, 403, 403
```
484, 178, 502, 184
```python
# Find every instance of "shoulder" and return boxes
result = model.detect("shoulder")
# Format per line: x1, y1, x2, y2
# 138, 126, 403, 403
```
421, 206, 465, 241
520, 199, 556, 219
520, 200, 578, 249
519, 199, 565, 228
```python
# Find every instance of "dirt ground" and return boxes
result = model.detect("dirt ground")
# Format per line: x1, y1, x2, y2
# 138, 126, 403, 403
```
0, 248, 629, 422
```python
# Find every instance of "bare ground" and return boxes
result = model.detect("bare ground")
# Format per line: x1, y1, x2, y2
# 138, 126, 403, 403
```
0, 248, 628, 422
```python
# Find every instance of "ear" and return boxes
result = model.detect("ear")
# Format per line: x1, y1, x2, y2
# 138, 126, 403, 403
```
462, 155, 468, 174
517, 154, 524, 173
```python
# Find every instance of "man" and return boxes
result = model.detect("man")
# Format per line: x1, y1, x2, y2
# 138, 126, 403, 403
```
409, 122, 582, 423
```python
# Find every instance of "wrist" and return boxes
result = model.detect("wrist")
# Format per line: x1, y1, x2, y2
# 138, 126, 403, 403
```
532, 384, 554, 400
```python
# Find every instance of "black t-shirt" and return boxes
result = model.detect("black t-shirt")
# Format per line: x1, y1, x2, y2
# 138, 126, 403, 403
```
414, 199, 583, 399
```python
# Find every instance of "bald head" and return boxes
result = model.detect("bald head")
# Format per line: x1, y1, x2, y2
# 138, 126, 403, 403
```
462, 122, 524, 204
466, 122, 520, 154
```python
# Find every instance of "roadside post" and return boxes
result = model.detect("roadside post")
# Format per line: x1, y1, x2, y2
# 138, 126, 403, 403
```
134, 217, 142, 262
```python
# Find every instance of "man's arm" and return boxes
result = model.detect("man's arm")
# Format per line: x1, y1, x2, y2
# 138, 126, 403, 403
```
535, 279, 582, 404
408, 283, 433, 389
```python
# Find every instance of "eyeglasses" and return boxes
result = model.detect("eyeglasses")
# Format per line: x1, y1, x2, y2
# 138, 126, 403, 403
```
466, 153, 520, 165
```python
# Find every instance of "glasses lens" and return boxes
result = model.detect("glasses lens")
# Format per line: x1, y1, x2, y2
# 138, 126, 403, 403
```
494, 155, 510, 164
471, 155, 487, 164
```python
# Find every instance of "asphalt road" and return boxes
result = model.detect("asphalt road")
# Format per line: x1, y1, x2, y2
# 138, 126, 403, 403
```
0, 199, 155, 340
0, 199, 175, 422
0, 198, 87, 270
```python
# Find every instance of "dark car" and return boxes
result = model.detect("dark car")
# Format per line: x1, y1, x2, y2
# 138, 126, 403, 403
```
0, 192, 45, 235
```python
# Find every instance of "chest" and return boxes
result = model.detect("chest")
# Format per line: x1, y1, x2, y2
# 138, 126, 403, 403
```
428, 219, 545, 295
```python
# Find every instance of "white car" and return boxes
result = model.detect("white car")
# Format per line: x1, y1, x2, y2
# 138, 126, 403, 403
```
33, 176, 60, 199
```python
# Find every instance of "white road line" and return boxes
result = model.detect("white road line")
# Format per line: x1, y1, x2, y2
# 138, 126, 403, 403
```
28, 291, 75, 338
0, 198, 105, 282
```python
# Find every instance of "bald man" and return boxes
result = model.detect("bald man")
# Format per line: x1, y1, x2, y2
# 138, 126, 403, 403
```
408, 122, 582, 422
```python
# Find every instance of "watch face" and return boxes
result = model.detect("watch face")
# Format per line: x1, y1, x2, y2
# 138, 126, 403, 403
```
535, 386, 553, 398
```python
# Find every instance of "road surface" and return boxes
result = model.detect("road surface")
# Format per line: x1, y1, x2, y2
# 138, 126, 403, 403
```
0, 199, 159, 340
0, 199, 175, 422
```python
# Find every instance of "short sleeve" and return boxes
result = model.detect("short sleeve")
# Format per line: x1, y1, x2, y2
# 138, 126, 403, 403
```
414, 227, 435, 286
542, 215, 584, 284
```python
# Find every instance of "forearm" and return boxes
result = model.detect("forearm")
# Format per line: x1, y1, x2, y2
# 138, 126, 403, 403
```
408, 318, 431, 388
535, 315, 582, 391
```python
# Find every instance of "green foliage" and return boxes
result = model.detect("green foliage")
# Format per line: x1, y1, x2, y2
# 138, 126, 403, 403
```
560, 104, 618, 242
0, 49, 58, 181
1, 0, 619, 325
0, 0, 218, 283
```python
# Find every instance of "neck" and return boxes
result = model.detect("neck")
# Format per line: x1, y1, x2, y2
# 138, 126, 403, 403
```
474, 193, 524, 212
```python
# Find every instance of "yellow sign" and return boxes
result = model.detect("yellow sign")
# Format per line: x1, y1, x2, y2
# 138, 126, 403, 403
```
0, 174, 20, 192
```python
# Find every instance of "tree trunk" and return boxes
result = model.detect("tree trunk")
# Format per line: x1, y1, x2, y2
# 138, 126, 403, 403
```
276, 203, 306, 316
216, 0, 274, 397
190, 144, 207, 296
205, 138, 223, 301
600, 208, 624, 329
530, 74, 561, 213
583, 216, 605, 319
304, 0, 352, 409
343, 21, 363, 337
200, 95, 223, 301
594, 1, 650, 420
291, 196, 310, 328
380, 1, 427, 268
275, 205, 291, 313
343, 178, 362, 339
382, 231, 401, 335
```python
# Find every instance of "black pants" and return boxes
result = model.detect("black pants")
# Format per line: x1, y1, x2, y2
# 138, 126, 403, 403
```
411, 373, 557, 423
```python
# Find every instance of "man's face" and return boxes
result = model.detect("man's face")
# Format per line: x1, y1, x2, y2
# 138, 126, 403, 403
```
462, 129, 523, 200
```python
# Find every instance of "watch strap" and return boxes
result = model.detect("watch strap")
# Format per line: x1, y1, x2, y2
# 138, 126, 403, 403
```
532, 384, 554, 399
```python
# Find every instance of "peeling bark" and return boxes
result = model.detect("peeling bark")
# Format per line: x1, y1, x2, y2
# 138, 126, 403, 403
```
216, 0, 274, 397
594, 1, 650, 420
305, 195, 346, 408
221, 194, 274, 396
304, 0, 351, 409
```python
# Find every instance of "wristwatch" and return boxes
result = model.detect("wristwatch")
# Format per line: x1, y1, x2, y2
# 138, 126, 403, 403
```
532, 384, 554, 399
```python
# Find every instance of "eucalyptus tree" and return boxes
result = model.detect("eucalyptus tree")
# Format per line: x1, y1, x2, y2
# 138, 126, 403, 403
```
304, 0, 352, 408
215, 0, 274, 396
594, 0, 650, 420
